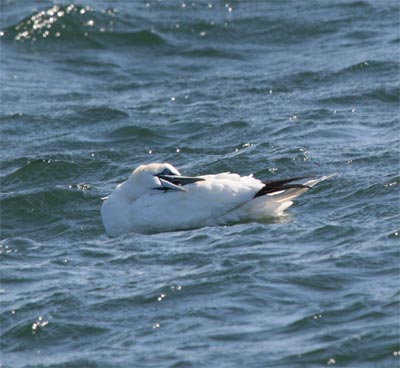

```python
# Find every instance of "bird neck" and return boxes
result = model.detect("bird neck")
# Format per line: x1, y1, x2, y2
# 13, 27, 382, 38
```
117, 177, 151, 203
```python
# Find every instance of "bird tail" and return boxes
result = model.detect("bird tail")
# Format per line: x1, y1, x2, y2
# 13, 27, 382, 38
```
216, 175, 335, 225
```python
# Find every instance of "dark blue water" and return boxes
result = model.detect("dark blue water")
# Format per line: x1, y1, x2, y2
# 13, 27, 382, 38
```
1, 1, 399, 367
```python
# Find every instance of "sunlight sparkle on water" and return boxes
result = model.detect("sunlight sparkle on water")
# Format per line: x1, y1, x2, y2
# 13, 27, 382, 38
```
32, 316, 49, 333
13, 4, 95, 41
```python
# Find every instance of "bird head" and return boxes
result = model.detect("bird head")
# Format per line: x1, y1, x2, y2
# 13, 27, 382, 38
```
122, 163, 204, 200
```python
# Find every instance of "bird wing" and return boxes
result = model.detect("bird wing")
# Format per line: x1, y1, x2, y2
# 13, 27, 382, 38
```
129, 173, 263, 233
214, 175, 335, 224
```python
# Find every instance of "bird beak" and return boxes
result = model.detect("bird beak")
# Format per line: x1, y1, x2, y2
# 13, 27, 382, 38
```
157, 174, 205, 192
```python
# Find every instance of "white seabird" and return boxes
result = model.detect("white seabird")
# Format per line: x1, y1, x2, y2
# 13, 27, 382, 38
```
101, 163, 331, 236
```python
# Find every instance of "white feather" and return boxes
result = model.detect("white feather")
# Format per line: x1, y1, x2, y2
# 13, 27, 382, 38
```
101, 163, 332, 236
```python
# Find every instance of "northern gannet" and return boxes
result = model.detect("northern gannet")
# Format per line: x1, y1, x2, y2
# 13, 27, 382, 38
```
101, 163, 331, 236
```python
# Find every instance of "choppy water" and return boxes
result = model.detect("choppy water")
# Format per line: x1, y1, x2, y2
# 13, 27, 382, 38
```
1, 1, 399, 367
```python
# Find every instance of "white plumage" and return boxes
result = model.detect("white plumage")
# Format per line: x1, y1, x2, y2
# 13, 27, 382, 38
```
101, 163, 331, 236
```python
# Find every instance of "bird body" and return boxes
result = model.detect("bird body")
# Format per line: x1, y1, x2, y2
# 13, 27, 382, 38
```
101, 163, 330, 236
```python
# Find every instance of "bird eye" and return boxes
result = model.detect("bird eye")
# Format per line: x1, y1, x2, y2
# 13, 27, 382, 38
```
159, 168, 172, 175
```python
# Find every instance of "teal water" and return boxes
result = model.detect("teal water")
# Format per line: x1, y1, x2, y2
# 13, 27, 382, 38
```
1, 1, 399, 367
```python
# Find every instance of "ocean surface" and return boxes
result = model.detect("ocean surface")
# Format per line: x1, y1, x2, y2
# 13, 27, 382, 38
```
1, 0, 399, 367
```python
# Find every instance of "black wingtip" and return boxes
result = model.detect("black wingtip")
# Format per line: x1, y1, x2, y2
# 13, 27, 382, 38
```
254, 177, 312, 198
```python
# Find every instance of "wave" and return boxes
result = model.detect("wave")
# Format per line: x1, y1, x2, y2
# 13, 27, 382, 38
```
318, 86, 400, 105
67, 106, 129, 124
245, 60, 399, 101
2, 159, 86, 189
1, 186, 102, 241
1, 4, 165, 48
1, 157, 103, 240
107, 125, 168, 145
